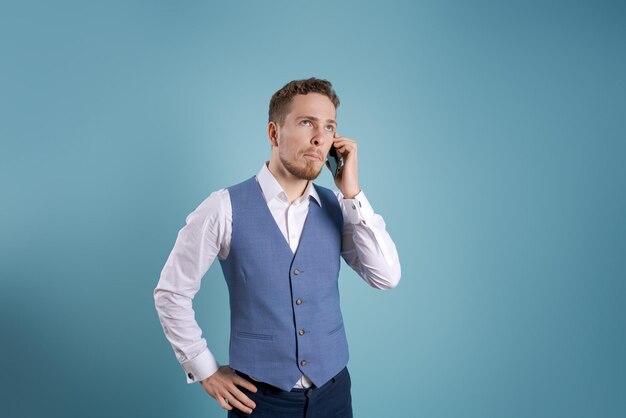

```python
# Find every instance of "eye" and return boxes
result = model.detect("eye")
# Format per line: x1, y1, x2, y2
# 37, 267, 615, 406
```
325, 125, 335, 132
301, 120, 313, 126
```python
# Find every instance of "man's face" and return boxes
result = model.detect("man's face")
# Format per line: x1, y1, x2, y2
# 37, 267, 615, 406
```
273, 93, 337, 180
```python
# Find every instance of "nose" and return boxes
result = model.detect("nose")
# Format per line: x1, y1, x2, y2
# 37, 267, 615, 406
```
311, 126, 331, 146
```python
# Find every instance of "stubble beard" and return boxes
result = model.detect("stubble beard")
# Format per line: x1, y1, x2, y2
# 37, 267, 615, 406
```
280, 152, 323, 181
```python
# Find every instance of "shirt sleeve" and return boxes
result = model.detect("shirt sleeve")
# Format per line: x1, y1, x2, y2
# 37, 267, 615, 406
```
153, 188, 231, 384
337, 189, 402, 289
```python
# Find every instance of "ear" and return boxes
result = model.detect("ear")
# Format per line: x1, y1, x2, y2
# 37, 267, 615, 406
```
267, 121, 279, 147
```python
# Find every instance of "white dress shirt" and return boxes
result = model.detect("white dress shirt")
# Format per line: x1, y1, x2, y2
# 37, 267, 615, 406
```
154, 162, 401, 389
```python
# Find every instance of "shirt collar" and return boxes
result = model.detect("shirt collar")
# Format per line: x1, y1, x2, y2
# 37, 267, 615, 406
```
256, 161, 322, 207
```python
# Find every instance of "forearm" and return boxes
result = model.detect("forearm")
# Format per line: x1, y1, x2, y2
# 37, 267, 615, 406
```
154, 288, 220, 383
339, 190, 402, 289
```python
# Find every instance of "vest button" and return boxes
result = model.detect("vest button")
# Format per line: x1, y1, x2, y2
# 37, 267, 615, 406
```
293, 268, 300, 275
296, 298, 302, 305
300, 360, 307, 366
299, 329, 305, 336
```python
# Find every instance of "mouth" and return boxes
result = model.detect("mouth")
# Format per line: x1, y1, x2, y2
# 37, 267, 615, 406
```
304, 153, 321, 161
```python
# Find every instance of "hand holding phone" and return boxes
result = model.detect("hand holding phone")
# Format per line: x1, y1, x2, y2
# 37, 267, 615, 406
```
325, 132, 360, 198
326, 144, 344, 178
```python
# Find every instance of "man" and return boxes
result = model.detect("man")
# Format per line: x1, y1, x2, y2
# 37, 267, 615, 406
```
154, 77, 401, 417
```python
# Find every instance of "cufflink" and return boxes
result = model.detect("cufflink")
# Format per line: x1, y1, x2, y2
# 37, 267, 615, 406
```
187, 372, 194, 379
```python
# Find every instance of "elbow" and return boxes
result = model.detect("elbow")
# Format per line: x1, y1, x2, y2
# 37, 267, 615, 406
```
153, 287, 169, 312
367, 266, 401, 290
378, 262, 401, 290
389, 275, 401, 289
381, 274, 400, 290
371, 254, 402, 290
153, 288, 162, 312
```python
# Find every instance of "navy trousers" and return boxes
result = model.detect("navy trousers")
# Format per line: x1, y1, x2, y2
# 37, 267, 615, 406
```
227, 367, 353, 418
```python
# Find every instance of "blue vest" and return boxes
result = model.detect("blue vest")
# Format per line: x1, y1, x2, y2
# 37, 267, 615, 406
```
219, 176, 349, 391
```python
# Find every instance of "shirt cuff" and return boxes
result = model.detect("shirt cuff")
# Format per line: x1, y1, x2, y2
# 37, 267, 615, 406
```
182, 348, 220, 384
340, 189, 375, 225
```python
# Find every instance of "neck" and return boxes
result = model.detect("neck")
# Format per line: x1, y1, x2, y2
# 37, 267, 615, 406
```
267, 160, 310, 203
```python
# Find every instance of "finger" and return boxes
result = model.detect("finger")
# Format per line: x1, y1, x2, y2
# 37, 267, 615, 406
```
217, 395, 233, 411
333, 141, 354, 152
236, 376, 258, 393
226, 394, 254, 415
333, 138, 355, 146
229, 384, 257, 409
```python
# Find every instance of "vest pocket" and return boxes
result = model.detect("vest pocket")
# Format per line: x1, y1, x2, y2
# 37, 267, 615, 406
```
235, 330, 274, 341
327, 322, 344, 336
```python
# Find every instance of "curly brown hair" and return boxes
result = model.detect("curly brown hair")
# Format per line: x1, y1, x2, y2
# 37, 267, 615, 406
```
269, 77, 340, 126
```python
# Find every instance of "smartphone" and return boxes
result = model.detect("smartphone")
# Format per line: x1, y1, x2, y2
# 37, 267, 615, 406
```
327, 145, 344, 178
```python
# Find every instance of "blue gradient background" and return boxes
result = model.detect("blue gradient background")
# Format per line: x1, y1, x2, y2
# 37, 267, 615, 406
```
1, 1, 624, 417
